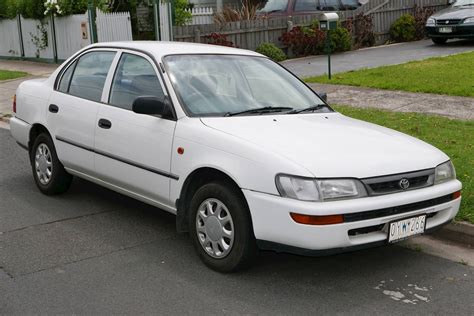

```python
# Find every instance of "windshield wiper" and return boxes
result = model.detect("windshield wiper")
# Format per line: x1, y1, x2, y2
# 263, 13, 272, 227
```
224, 106, 293, 117
288, 104, 327, 114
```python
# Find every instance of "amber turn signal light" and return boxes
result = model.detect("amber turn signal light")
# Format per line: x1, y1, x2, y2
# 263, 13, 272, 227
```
290, 212, 344, 225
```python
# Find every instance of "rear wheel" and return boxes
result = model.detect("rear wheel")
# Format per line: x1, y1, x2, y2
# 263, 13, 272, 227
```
30, 133, 72, 195
189, 181, 257, 272
432, 37, 448, 45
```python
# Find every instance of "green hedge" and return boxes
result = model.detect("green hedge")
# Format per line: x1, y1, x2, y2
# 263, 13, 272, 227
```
390, 14, 417, 42
256, 42, 287, 62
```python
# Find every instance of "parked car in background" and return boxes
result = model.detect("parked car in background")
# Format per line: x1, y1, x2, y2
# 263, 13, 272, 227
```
426, 0, 474, 44
10, 42, 462, 272
257, 0, 362, 17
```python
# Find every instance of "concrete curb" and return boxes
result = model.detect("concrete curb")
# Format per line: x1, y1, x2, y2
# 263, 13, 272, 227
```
432, 221, 474, 248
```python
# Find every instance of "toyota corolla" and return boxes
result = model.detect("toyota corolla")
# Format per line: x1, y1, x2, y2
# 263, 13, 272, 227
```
10, 42, 462, 272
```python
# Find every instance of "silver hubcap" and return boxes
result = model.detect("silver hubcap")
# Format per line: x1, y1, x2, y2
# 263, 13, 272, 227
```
196, 198, 234, 259
35, 143, 53, 185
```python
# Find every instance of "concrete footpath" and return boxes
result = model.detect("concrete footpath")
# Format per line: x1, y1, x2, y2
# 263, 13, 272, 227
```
309, 83, 474, 120
0, 60, 58, 116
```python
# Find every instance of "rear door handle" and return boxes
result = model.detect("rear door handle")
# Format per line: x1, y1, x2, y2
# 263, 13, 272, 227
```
48, 104, 59, 113
98, 118, 112, 129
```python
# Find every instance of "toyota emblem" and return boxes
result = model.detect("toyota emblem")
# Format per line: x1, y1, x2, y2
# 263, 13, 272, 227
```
399, 178, 410, 190
446, 20, 449, 24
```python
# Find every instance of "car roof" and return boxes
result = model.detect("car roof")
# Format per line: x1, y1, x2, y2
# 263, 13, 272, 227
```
88, 41, 263, 59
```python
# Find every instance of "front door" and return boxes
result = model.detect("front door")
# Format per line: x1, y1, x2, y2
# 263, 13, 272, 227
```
93, 51, 177, 210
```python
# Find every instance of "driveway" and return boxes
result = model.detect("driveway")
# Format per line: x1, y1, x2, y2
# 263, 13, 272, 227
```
282, 39, 474, 78
0, 128, 473, 314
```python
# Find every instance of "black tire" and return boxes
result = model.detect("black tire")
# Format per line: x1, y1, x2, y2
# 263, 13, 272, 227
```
30, 133, 72, 195
432, 37, 448, 45
189, 181, 257, 272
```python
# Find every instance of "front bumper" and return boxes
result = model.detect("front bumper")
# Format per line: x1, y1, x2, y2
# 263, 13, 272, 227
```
426, 25, 474, 39
243, 179, 462, 254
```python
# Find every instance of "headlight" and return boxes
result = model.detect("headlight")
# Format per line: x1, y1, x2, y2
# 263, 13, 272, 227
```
275, 175, 367, 201
463, 17, 474, 24
276, 175, 320, 201
426, 18, 436, 26
434, 161, 456, 184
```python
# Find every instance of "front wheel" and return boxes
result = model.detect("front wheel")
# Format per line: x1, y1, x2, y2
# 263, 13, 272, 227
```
432, 37, 448, 45
189, 181, 257, 272
30, 133, 72, 195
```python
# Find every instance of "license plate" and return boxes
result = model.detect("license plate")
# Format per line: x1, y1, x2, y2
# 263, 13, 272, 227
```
388, 215, 426, 243
438, 27, 452, 33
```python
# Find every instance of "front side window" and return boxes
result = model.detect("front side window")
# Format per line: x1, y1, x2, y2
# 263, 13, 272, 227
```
294, 0, 318, 12
453, 0, 474, 6
257, 0, 289, 13
68, 51, 116, 102
109, 53, 165, 110
164, 55, 330, 117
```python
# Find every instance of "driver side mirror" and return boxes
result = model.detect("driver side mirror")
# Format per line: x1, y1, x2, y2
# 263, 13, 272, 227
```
132, 96, 173, 119
318, 92, 328, 103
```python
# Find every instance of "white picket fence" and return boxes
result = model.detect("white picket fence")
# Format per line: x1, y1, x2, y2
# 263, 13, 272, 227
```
0, 9, 132, 61
186, 7, 214, 25
159, 1, 173, 41
96, 9, 133, 42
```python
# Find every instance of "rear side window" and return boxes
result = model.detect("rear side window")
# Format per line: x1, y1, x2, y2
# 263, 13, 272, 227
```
58, 61, 76, 93
68, 51, 115, 102
109, 53, 165, 111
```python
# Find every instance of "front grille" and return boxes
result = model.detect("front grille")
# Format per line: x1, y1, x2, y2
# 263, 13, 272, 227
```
436, 19, 462, 25
348, 224, 385, 236
362, 169, 434, 196
343, 193, 454, 223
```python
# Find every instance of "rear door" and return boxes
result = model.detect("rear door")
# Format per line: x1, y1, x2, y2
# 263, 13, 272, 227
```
48, 50, 116, 174
93, 50, 177, 210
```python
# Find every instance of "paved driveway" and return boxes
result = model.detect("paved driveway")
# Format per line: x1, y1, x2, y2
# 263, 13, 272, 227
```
282, 39, 474, 78
0, 128, 473, 314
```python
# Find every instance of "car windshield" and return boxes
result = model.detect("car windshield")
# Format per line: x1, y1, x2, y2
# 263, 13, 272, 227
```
453, 0, 474, 6
257, 0, 289, 13
164, 55, 331, 117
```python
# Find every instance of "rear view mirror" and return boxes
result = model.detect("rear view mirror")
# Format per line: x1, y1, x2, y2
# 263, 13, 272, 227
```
132, 96, 172, 118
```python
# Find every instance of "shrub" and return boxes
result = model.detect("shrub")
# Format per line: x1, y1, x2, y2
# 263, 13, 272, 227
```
280, 20, 351, 57
214, 1, 260, 24
390, 14, 416, 42
255, 42, 286, 62
352, 13, 375, 48
413, 5, 435, 40
203, 33, 236, 47
328, 25, 352, 53
174, 0, 192, 26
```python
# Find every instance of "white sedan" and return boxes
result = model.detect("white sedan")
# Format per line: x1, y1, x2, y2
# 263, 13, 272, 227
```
10, 42, 462, 272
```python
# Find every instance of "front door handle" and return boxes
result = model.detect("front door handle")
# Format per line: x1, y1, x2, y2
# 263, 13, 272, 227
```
98, 118, 112, 129
48, 104, 59, 113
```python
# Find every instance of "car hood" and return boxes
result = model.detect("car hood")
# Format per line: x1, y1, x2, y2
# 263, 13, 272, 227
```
432, 6, 474, 19
200, 113, 448, 178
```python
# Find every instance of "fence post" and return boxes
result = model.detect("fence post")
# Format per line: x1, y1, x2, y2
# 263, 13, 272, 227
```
50, 13, 58, 63
16, 15, 25, 58
88, 0, 98, 43
194, 28, 201, 43
153, 0, 161, 40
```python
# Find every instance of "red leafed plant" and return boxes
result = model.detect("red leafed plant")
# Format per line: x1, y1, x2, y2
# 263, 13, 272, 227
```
203, 33, 237, 47
279, 26, 326, 57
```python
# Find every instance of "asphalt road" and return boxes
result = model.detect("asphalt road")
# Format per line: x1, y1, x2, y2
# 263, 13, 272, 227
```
0, 128, 473, 314
281, 39, 474, 78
